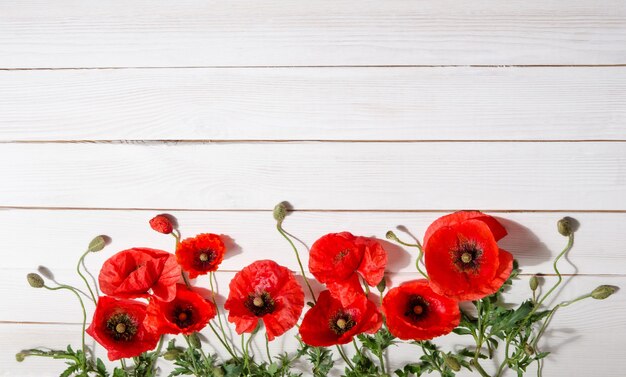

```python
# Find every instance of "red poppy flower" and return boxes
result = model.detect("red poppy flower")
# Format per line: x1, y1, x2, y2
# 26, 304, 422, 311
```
299, 290, 382, 347
86, 296, 159, 361
144, 284, 217, 335
309, 232, 387, 305
149, 214, 173, 234
176, 233, 226, 279
99, 248, 180, 302
224, 260, 304, 341
382, 279, 460, 340
423, 211, 514, 301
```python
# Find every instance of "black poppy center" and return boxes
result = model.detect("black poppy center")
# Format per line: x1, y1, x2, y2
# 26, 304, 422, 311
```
404, 295, 429, 322
193, 248, 216, 270
244, 291, 275, 317
105, 313, 138, 342
172, 304, 195, 328
450, 237, 483, 273
329, 311, 356, 335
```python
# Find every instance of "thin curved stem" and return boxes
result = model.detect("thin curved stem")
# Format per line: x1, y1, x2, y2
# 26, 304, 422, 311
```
44, 285, 87, 371
276, 223, 316, 303
390, 237, 428, 279
336, 345, 354, 370
265, 333, 272, 362
535, 234, 574, 308
76, 250, 97, 304
210, 272, 238, 358
183, 335, 201, 377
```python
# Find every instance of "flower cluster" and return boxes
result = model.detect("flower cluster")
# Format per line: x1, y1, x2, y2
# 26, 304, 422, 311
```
19, 208, 617, 377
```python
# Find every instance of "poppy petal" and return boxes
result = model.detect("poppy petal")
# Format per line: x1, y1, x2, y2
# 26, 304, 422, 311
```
423, 211, 507, 247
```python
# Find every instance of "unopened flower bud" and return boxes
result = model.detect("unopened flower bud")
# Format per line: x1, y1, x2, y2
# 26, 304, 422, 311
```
27, 273, 44, 288
88, 235, 106, 252
163, 350, 181, 361
443, 354, 461, 372
557, 218, 572, 237
376, 277, 386, 293
15, 353, 25, 362
591, 285, 617, 300
149, 214, 173, 234
529, 275, 539, 291
385, 230, 399, 242
273, 202, 287, 223
524, 344, 535, 355
188, 333, 201, 349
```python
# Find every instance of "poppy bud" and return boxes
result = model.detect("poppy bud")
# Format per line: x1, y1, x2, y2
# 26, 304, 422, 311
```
385, 230, 399, 242
150, 214, 173, 234
163, 349, 181, 361
529, 275, 539, 291
557, 218, 572, 237
524, 344, 535, 355
443, 354, 461, 372
376, 277, 386, 293
27, 273, 44, 288
591, 285, 617, 300
88, 235, 106, 252
188, 333, 202, 349
273, 202, 287, 223
15, 353, 25, 362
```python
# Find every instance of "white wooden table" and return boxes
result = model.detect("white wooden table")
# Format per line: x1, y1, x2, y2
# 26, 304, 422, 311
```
1, 1, 625, 375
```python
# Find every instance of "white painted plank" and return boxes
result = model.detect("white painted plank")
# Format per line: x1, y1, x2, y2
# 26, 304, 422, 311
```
3, 275, 625, 376
1, 67, 625, 141
1, 1, 625, 68
3, 209, 625, 275
0, 142, 624, 210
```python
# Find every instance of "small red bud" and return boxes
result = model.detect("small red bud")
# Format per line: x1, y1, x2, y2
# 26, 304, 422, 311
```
149, 214, 173, 234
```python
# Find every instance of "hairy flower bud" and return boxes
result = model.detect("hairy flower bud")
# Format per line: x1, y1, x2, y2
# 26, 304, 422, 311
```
529, 275, 539, 291
273, 202, 287, 223
443, 354, 461, 372
27, 273, 44, 288
149, 214, 173, 234
15, 353, 25, 362
88, 235, 106, 252
524, 344, 535, 355
188, 333, 202, 349
376, 277, 386, 293
385, 230, 399, 242
591, 285, 617, 300
557, 218, 572, 237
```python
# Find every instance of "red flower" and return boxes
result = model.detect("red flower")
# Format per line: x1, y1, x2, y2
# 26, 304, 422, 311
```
224, 260, 304, 341
149, 214, 173, 234
99, 248, 180, 302
144, 284, 217, 335
299, 290, 382, 347
176, 233, 225, 279
86, 296, 159, 361
382, 280, 460, 340
309, 232, 387, 305
423, 211, 514, 301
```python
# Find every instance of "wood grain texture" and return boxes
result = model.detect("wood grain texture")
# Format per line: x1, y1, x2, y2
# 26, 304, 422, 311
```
3, 209, 625, 275
0, 142, 624, 210
1, 67, 626, 141
4, 275, 624, 376
1, 0, 626, 68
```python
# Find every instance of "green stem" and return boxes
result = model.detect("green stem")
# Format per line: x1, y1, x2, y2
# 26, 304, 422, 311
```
147, 336, 165, 377
210, 271, 238, 359
184, 335, 201, 377
242, 335, 250, 372
207, 322, 239, 359
276, 223, 316, 303
390, 236, 428, 279
44, 285, 87, 371
76, 249, 97, 304
265, 333, 273, 362
120, 358, 127, 370
378, 351, 387, 376
419, 342, 443, 375
336, 345, 355, 370
535, 234, 574, 308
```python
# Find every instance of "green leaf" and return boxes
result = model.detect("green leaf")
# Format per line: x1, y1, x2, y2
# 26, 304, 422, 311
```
452, 327, 473, 336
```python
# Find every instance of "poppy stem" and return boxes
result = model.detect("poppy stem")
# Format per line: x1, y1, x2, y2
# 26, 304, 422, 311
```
183, 335, 201, 377
207, 322, 239, 360
44, 284, 87, 372
120, 358, 127, 370
146, 336, 164, 377
242, 334, 250, 372
265, 333, 273, 362
209, 271, 239, 359
276, 223, 317, 304
336, 345, 355, 370
535, 233, 574, 308
76, 249, 97, 304
386, 232, 428, 279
